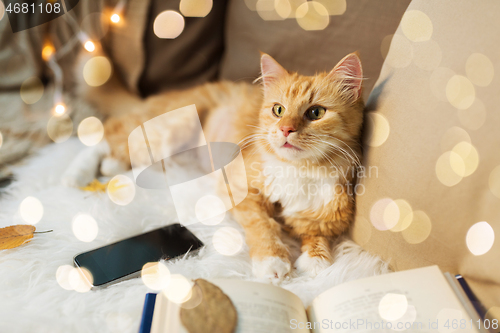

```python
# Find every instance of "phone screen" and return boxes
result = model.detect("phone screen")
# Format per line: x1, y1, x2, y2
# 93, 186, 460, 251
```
74, 224, 203, 287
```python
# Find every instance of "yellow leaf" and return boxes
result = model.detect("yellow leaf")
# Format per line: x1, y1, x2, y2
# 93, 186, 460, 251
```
80, 179, 109, 192
0, 225, 36, 250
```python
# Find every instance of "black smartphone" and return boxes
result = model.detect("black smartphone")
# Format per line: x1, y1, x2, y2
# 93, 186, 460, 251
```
73, 224, 204, 289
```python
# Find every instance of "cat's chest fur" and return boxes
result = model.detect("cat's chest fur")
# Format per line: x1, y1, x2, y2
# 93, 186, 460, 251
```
261, 157, 340, 216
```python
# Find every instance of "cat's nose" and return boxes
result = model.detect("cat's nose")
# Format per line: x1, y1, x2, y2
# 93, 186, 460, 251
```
280, 126, 296, 137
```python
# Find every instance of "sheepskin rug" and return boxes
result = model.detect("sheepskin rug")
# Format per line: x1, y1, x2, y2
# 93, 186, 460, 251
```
0, 138, 389, 333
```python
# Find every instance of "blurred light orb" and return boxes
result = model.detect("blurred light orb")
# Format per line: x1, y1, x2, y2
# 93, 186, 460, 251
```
466, 221, 494, 256
451, 142, 479, 177
111, 14, 121, 23
256, 0, 283, 21
154, 11, 185, 39
56, 265, 75, 290
378, 293, 408, 321
440, 126, 470, 152
20, 77, 44, 105
83, 56, 112, 87
364, 112, 390, 147
387, 199, 413, 232
370, 198, 398, 231
180, 0, 213, 17
163, 274, 193, 303
412, 39, 442, 71
466, 53, 494, 87
489, 166, 500, 199
107, 175, 136, 206
296, 1, 329, 31
430, 67, 455, 102
213, 227, 244, 256
42, 44, 56, 61
69, 267, 93, 293
458, 99, 486, 131
47, 114, 73, 143
0, 1, 5, 21
316, 0, 346, 15
195, 195, 226, 225
436, 151, 464, 187
55, 103, 66, 115
402, 210, 432, 244
274, 0, 292, 19
72, 213, 99, 242
141, 262, 171, 290
84, 41, 96, 52
77, 116, 104, 146
19, 196, 44, 225
401, 10, 432, 42
0, 131, 3, 149
446, 75, 475, 110
385, 34, 413, 69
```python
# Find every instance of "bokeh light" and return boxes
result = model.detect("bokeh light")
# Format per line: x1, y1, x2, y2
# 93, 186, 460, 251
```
295, 1, 329, 31
153, 11, 185, 39
386, 199, 413, 232
20, 77, 44, 105
370, 198, 398, 231
72, 213, 99, 242
316, 0, 346, 15
47, 114, 73, 143
440, 127, 470, 152
179, 283, 204, 309
141, 262, 171, 290
107, 175, 136, 206
401, 10, 433, 42
465, 53, 494, 87
274, 0, 292, 19
244, 0, 258, 11
195, 195, 226, 225
42, 44, 56, 61
435, 151, 464, 187
378, 293, 408, 321
110, 14, 120, 23
412, 40, 442, 71
0, 1, 5, 21
19, 196, 44, 225
84, 40, 96, 52
446, 75, 475, 110
77, 116, 104, 146
385, 34, 413, 69
457, 99, 486, 131
466, 221, 495, 256
212, 227, 244, 256
180, 0, 213, 17
401, 210, 432, 244
364, 112, 390, 147
69, 267, 93, 293
451, 142, 478, 177
430, 67, 455, 102
0, 131, 3, 149
83, 56, 112, 87
162, 274, 193, 303
55, 103, 66, 115
56, 265, 75, 291
489, 166, 500, 199
256, 0, 284, 21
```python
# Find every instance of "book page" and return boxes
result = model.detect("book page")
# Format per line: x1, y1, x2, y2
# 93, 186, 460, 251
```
307, 266, 478, 333
212, 279, 310, 333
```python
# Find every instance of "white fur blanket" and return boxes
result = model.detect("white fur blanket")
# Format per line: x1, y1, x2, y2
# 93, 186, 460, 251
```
0, 138, 389, 333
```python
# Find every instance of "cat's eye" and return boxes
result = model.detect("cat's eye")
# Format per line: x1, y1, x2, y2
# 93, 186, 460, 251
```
306, 106, 326, 120
272, 104, 285, 118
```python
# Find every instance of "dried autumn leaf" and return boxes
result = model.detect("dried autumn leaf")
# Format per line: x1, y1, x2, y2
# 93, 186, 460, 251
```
0, 225, 36, 250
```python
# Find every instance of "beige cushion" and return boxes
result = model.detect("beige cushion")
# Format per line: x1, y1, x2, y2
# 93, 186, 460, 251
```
219, 0, 411, 99
351, 0, 500, 315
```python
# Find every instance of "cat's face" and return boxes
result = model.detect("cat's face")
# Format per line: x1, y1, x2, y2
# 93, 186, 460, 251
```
258, 53, 364, 166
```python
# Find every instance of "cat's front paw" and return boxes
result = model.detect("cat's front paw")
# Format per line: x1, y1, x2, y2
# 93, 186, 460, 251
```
252, 257, 291, 284
295, 252, 332, 277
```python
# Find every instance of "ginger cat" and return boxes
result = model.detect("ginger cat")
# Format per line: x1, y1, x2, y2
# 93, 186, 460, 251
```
63, 53, 364, 282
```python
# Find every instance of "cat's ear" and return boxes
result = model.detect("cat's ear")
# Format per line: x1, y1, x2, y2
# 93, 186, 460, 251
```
328, 53, 363, 100
260, 53, 288, 88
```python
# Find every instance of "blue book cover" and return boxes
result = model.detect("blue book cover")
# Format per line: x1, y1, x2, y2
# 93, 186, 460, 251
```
138, 293, 157, 333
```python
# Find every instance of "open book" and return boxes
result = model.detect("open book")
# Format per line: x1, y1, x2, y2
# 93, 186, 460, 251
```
147, 265, 487, 333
